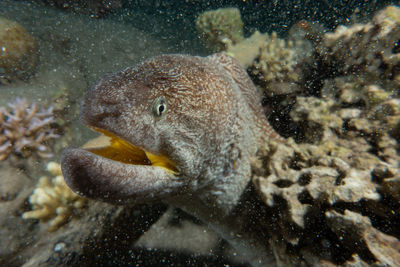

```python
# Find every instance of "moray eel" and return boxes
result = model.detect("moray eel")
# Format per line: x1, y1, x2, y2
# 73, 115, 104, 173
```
61, 53, 281, 266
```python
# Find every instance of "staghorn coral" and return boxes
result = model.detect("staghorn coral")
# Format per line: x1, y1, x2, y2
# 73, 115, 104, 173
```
0, 16, 38, 82
195, 7, 244, 52
0, 97, 59, 161
22, 162, 86, 232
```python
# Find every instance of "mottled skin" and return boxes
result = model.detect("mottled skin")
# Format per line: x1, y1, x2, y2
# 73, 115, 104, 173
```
61, 53, 280, 266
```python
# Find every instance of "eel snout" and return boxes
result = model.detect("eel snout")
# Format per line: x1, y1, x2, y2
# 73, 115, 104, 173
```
61, 148, 183, 204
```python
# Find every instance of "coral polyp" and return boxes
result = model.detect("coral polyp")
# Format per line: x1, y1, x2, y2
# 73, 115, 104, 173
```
0, 97, 59, 161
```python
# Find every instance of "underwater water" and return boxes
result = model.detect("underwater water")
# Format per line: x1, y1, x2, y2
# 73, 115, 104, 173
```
0, 0, 400, 266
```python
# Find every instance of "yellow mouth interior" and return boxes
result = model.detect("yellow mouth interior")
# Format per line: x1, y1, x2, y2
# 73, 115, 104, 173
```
83, 128, 179, 174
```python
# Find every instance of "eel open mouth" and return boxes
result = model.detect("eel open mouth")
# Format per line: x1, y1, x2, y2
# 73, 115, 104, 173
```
61, 128, 181, 204
85, 128, 179, 174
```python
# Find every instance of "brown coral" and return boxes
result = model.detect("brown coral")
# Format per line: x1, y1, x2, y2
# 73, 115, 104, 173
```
0, 16, 38, 82
0, 97, 59, 161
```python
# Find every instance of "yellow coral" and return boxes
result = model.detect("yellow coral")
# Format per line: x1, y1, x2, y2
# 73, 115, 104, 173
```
22, 162, 86, 232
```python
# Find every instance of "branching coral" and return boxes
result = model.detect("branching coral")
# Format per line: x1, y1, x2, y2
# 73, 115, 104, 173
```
195, 7, 244, 52
195, 8, 305, 95
22, 162, 86, 232
0, 97, 59, 161
250, 32, 300, 86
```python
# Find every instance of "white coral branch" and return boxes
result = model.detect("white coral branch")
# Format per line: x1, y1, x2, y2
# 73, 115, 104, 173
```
22, 162, 87, 232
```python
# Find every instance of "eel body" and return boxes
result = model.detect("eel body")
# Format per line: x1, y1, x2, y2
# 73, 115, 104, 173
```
61, 53, 280, 266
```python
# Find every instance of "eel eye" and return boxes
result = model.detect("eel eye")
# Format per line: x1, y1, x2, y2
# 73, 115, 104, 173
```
152, 96, 167, 118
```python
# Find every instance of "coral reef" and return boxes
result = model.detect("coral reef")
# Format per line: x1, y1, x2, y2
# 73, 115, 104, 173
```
219, 19, 311, 96
0, 97, 59, 161
0, 16, 38, 82
251, 138, 400, 265
1, 3, 399, 266
22, 162, 86, 232
195, 7, 244, 52
195, 9, 310, 96
315, 5, 400, 88
248, 5, 400, 266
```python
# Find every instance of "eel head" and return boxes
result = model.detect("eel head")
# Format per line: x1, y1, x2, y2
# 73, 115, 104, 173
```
61, 54, 243, 204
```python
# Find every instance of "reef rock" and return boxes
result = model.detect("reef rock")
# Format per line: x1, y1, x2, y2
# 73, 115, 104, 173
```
225, 31, 269, 69
316, 5, 400, 88
247, 5, 400, 266
0, 16, 38, 82
251, 138, 400, 266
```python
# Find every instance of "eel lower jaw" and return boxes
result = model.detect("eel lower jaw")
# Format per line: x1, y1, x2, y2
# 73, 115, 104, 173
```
60, 131, 182, 204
